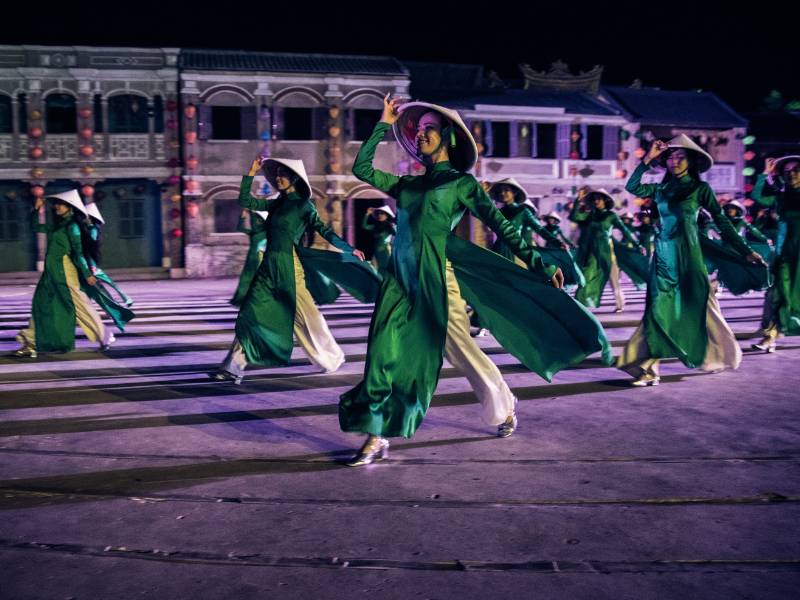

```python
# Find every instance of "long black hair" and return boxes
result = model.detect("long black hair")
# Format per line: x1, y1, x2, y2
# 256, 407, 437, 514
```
76, 217, 102, 265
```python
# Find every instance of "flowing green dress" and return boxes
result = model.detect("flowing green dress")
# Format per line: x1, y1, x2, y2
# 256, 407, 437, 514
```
700, 214, 771, 295
623, 162, 754, 367
361, 213, 396, 273
339, 122, 612, 438
753, 174, 800, 335
83, 224, 135, 332
569, 203, 640, 307
235, 176, 381, 366
230, 214, 268, 306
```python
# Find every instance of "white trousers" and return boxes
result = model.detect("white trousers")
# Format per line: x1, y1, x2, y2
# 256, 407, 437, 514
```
17, 256, 109, 350
221, 250, 346, 375
444, 260, 516, 426
609, 241, 625, 311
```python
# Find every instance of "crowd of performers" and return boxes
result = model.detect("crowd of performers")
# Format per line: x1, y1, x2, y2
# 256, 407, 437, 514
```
14, 94, 798, 467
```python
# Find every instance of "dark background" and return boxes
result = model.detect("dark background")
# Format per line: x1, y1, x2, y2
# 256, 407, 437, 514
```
9, 0, 799, 111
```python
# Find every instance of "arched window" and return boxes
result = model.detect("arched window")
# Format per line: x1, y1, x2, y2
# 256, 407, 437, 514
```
108, 94, 148, 134
45, 93, 77, 134
0, 96, 11, 133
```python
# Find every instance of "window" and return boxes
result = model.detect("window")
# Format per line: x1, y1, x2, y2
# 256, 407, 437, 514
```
283, 107, 313, 140
0, 96, 11, 134
586, 125, 604, 160
119, 198, 145, 238
213, 196, 240, 233
0, 200, 19, 241
108, 95, 148, 134
490, 122, 510, 158
353, 109, 382, 141
211, 106, 242, 139
535, 123, 557, 158
517, 123, 532, 157
93, 95, 103, 133
45, 93, 77, 134
153, 96, 164, 133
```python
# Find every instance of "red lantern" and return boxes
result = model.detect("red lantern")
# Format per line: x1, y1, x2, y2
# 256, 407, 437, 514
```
31, 185, 45, 198
81, 165, 94, 175
743, 150, 756, 162
30, 109, 42, 120
167, 175, 181, 186
166, 119, 178, 130
29, 127, 43, 138
30, 147, 44, 159
328, 126, 341, 138
185, 156, 198, 170
167, 157, 180, 169
80, 145, 94, 157
185, 180, 200, 193
617, 151, 629, 161
634, 148, 646, 159
170, 227, 183, 238
81, 185, 95, 197
744, 183, 754, 193
615, 169, 628, 179
80, 128, 92, 139
183, 104, 196, 119
186, 201, 199, 218
184, 132, 197, 144
166, 99, 178, 112
569, 151, 580, 159
169, 207, 181, 219
79, 107, 92, 119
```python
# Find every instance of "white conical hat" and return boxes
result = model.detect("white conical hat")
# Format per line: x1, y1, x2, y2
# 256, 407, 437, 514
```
587, 188, 616, 209
393, 101, 478, 172
262, 158, 311, 201
661, 134, 714, 173
619, 211, 635, 220
522, 198, 539, 215
489, 177, 527, 204
545, 211, 562, 223
84, 201, 105, 224
46, 189, 87, 216
250, 209, 269, 221
775, 155, 800, 173
372, 205, 396, 219
724, 200, 745, 214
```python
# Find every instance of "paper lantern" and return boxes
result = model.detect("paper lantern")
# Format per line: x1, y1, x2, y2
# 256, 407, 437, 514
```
30, 109, 43, 120
166, 119, 178, 130
260, 131, 271, 141
170, 193, 182, 203
30, 147, 44, 159
743, 150, 756, 162
634, 148, 646, 159
742, 167, 756, 177
184, 132, 197, 144
29, 127, 43, 138
31, 185, 45, 197
615, 169, 628, 179
81, 185, 95, 197
183, 104, 197, 119
81, 165, 94, 175
744, 183, 754, 193
185, 180, 200, 193
185, 201, 199, 218
617, 151, 629, 161
476, 143, 485, 155
79, 108, 92, 119
185, 156, 198, 170
80, 128, 92, 139
742, 135, 756, 146
169, 207, 181, 219
569, 151, 580, 159
80, 145, 94, 157
170, 227, 183, 238
167, 175, 181, 186
166, 99, 178, 112
743, 199, 754, 207
167, 157, 180, 169
328, 126, 341, 138
30, 167, 44, 178
328, 162, 341, 174
260, 106, 271, 121
328, 106, 340, 119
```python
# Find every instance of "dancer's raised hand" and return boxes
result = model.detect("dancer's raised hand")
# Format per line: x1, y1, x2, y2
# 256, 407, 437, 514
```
644, 140, 669, 165
248, 156, 266, 176
380, 94, 404, 125
764, 158, 777, 176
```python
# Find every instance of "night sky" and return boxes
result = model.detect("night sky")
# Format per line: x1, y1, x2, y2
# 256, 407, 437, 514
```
10, 0, 799, 112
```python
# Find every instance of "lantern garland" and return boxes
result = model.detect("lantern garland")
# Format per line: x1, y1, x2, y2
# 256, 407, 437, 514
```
325, 105, 343, 176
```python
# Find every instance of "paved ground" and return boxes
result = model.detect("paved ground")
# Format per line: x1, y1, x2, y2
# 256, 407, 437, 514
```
0, 277, 798, 599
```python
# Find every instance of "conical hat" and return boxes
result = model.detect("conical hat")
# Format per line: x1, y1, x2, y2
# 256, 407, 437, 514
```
619, 211, 634, 221
46, 189, 87, 216
262, 158, 311, 201
250, 209, 269, 221
522, 198, 539, 215
775, 155, 800, 173
489, 177, 527, 204
587, 188, 616, 209
393, 102, 478, 172
545, 211, 562, 223
723, 200, 745, 214
84, 201, 105, 224
660, 134, 714, 173
372, 205, 396, 219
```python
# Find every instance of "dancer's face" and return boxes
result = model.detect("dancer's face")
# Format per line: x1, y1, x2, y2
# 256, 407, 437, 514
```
274, 167, 294, 192
500, 186, 516, 204
375, 211, 388, 222
593, 196, 605, 210
784, 161, 800, 189
725, 206, 739, 219
416, 112, 444, 157
641, 215, 651, 225
53, 201, 70, 216
546, 217, 558, 226
666, 149, 690, 177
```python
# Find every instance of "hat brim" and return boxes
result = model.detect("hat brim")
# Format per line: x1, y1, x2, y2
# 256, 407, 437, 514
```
393, 102, 478, 172
46, 194, 86, 216
262, 159, 311, 201
490, 181, 527, 205
658, 145, 713, 173
775, 155, 800, 173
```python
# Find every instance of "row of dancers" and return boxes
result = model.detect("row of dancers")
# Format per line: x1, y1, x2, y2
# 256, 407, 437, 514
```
14, 95, 798, 467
